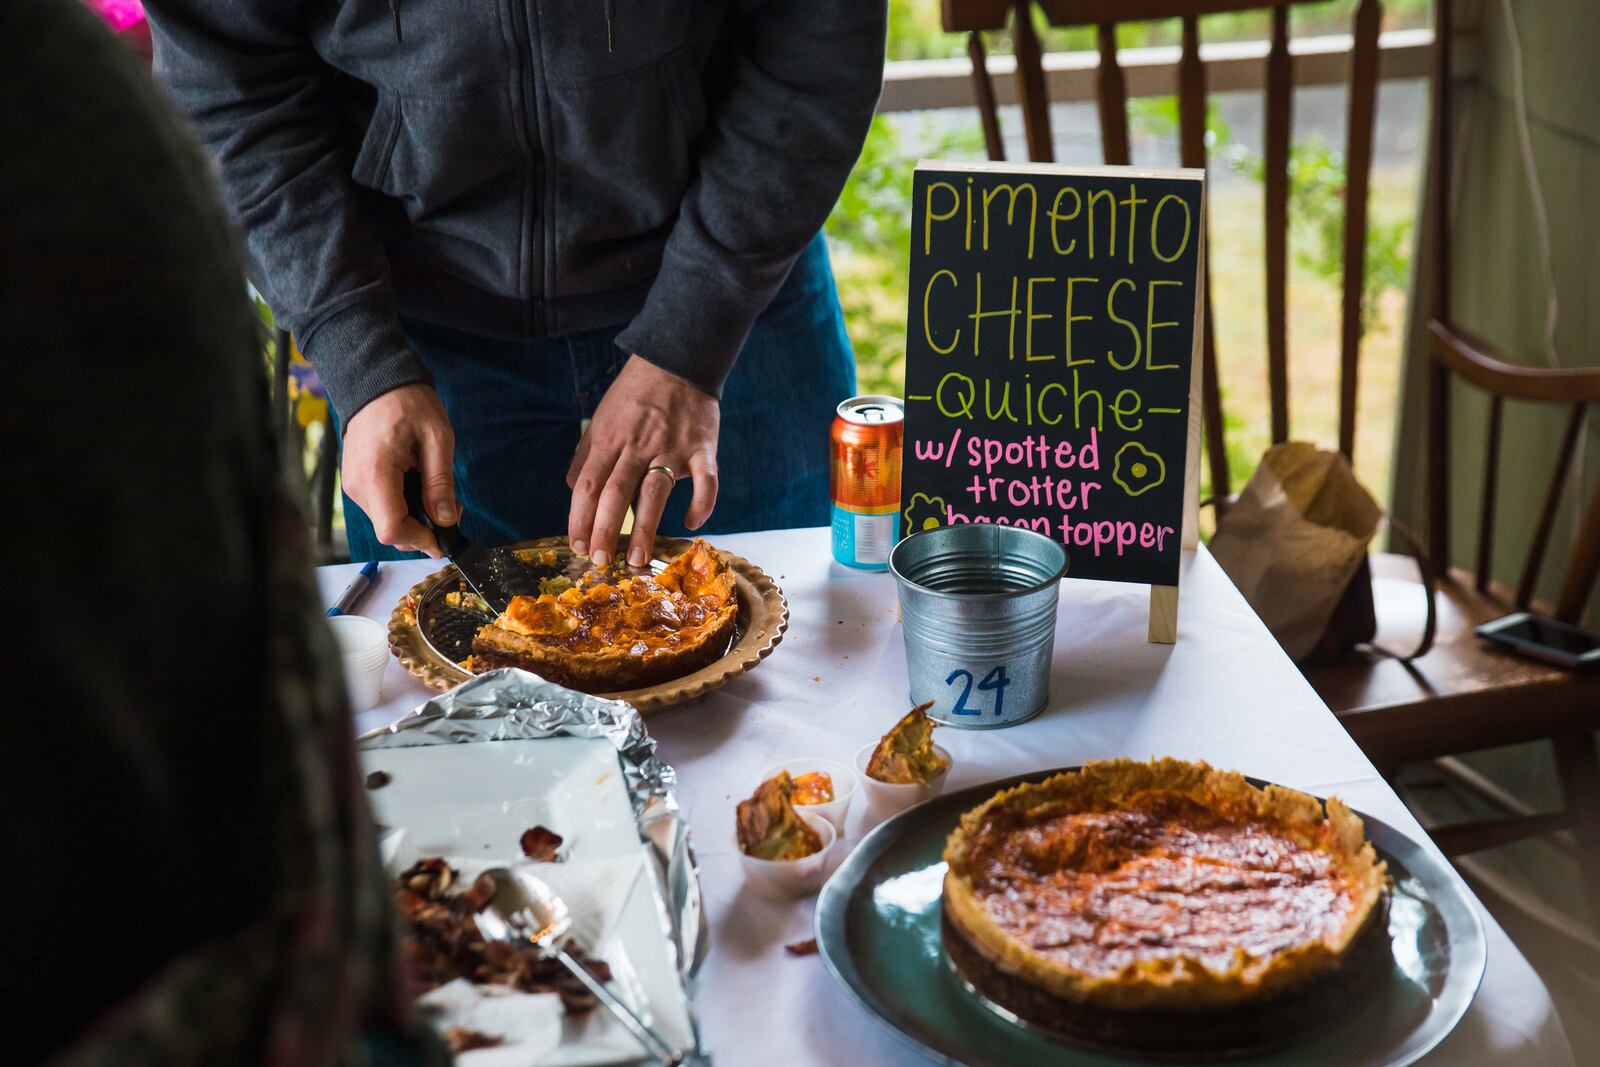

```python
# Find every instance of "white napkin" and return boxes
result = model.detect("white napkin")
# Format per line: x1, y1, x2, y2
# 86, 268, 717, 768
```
421, 980, 565, 1066
396, 850, 649, 1065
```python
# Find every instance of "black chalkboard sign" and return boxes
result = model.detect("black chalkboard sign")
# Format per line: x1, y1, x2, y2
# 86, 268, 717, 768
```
900, 162, 1205, 619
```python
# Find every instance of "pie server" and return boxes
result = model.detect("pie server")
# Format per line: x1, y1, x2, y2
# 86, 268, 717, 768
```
401, 471, 547, 614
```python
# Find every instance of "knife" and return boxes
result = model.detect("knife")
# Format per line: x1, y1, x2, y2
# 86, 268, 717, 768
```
402, 471, 548, 614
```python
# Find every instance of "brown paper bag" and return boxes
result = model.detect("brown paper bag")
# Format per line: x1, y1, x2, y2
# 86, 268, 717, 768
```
1209, 442, 1382, 661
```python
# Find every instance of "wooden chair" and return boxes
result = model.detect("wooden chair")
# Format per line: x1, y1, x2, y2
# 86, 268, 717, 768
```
1304, 0, 1600, 924
945, 1, 1600, 922
1306, 319, 1600, 921
943, 0, 1384, 513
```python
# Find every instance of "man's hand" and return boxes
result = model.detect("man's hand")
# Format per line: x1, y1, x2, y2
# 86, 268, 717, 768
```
341, 383, 459, 558
568, 356, 719, 566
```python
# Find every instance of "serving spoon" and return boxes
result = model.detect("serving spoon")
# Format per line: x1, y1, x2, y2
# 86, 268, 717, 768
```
472, 868, 686, 1066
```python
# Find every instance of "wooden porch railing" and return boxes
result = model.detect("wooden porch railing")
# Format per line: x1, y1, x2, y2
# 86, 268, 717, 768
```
878, 26, 1432, 114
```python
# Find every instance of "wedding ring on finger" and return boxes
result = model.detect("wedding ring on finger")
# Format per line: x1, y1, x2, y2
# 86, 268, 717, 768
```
646, 464, 676, 484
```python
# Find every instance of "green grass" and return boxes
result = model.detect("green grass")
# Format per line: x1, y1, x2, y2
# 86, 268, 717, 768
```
1206, 164, 1418, 506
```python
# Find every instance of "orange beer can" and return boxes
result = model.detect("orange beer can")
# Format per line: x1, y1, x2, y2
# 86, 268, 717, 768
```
830, 395, 903, 569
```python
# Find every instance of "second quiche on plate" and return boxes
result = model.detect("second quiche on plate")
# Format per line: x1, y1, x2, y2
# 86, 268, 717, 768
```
941, 758, 1391, 1055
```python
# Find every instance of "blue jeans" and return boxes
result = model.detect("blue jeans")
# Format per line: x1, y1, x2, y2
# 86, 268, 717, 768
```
336, 234, 856, 560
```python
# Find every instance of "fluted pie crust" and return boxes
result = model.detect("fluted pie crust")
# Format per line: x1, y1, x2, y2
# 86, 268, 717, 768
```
470, 539, 738, 692
942, 759, 1390, 1051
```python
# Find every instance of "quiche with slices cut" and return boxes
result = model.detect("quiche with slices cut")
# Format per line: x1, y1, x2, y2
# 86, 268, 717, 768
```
942, 759, 1391, 1055
470, 538, 738, 691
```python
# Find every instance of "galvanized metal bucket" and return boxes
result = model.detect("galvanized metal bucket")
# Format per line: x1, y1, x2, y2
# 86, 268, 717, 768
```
889, 525, 1069, 729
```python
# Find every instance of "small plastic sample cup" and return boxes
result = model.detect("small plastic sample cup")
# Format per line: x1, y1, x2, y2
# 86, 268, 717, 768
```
735, 812, 836, 898
756, 757, 858, 832
326, 615, 390, 711
854, 741, 953, 819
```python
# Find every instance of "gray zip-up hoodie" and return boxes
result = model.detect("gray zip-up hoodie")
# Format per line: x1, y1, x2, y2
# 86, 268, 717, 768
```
144, 1, 886, 418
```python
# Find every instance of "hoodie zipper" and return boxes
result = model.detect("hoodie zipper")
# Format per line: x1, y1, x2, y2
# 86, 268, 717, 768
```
508, 1, 545, 336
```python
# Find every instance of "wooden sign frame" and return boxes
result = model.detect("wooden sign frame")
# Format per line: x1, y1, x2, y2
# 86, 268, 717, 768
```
1149, 203, 1206, 644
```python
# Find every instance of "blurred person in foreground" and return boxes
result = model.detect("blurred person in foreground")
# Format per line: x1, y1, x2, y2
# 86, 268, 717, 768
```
0, 2, 432, 1062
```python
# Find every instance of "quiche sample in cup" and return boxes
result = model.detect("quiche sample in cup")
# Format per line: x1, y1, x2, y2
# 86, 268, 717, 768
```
735, 811, 835, 898
734, 771, 837, 898
756, 757, 857, 832
856, 702, 953, 818
855, 742, 952, 816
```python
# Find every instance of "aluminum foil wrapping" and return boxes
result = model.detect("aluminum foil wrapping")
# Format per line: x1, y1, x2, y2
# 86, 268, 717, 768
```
358, 668, 708, 1054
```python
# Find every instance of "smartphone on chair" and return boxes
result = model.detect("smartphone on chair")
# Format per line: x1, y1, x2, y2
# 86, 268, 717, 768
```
1476, 612, 1600, 670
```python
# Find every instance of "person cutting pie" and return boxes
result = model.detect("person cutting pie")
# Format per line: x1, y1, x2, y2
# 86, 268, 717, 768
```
145, 2, 887, 565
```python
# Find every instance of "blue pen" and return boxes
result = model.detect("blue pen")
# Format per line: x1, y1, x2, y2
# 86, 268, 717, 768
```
327, 560, 381, 617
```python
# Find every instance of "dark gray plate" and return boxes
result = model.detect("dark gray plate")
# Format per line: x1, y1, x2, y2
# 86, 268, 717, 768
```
815, 770, 1486, 1066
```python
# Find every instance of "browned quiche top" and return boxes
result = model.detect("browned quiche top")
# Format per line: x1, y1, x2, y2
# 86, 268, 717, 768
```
943, 759, 1388, 1010
489, 538, 735, 658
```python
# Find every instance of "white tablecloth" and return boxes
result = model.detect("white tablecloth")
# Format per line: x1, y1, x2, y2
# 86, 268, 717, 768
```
323, 527, 1572, 1066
